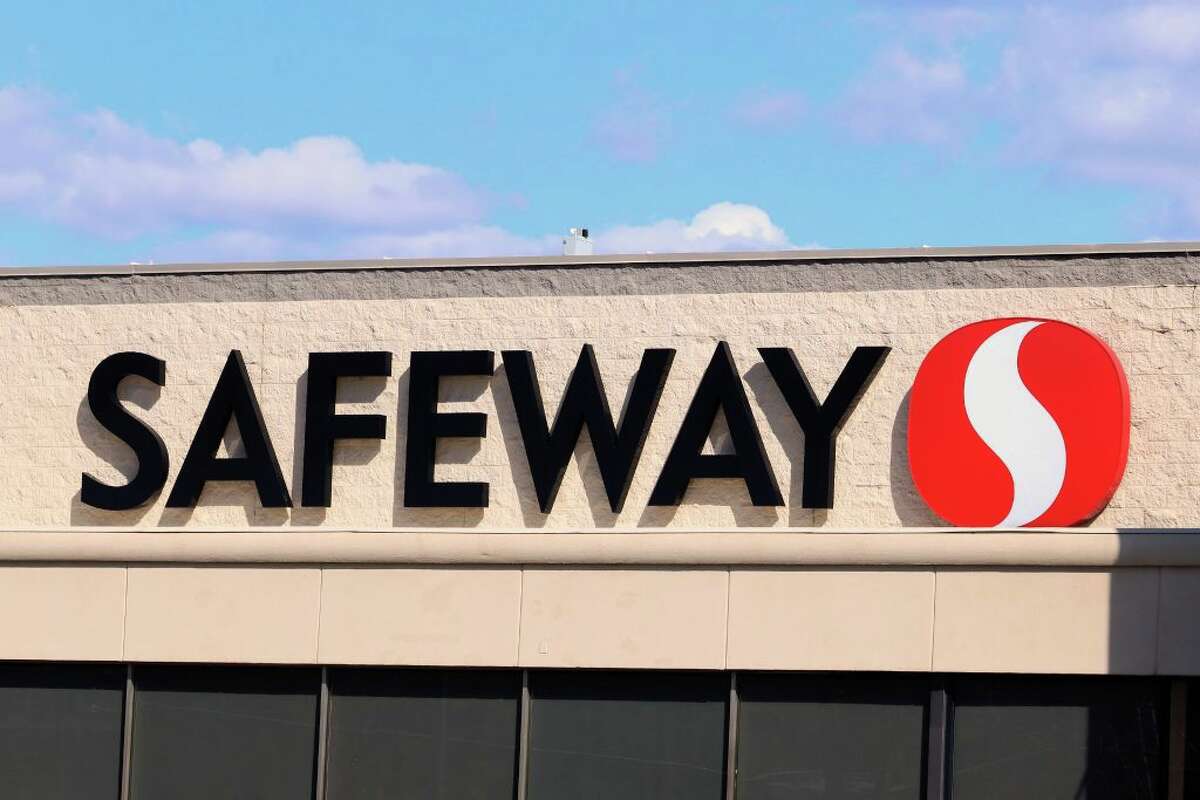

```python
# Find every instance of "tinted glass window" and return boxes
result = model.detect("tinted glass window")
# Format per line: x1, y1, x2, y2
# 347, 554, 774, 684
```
0, 663, 125, 800
527, 670, 727, 800
951, 676, 1165, 800
736, 673, 928, 799
325, 668, 520, 800
129, 666, 319, 800
1182, 680, 1200, 799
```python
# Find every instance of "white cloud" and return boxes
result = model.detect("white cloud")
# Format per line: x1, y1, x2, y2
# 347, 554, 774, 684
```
839, 47, 970, 146
732, 89, 806, 131
341, 227, 563, 259
845, 2, 1200, 234
163, 203, 800, 262
591, 72, 672, 164
595, 202, 799, 254
0, 86, 804, 262
1109, 5, 1200, 63
0, 86, 485, 239
159, 225, 563, 263
992, 3, 1200, 233
856, 5, 997, 46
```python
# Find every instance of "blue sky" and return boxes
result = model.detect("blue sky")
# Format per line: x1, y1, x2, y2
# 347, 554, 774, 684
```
0, 0, 1194, 265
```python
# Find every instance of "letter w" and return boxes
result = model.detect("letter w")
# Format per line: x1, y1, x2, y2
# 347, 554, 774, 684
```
502, 346, 674, 513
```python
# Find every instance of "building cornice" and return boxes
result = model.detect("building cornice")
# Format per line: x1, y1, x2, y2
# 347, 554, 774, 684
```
1, 529, 1196, 567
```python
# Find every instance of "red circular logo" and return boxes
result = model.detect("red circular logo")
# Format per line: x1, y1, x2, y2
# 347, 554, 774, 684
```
908, 318, 1130, 527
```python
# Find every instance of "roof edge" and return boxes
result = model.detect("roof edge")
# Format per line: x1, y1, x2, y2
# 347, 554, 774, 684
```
1, 240, 1196, 279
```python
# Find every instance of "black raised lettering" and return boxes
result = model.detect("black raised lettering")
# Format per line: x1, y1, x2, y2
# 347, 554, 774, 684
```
81, 352, 169, 510
502, 345, 674, 512
649, 342, 782, 506
759, 345, 890, 508
404, 350, 493, 507
166, 350, 291, 507
301, 351, 393, 507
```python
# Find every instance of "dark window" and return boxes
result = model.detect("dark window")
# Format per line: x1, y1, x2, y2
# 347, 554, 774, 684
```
325, 668, 520, 800
1182, 680, 1200, 799
950, 676, 1166, 800
735, 673, 928, 799
0, 663, 125, 800
129, 666, 319, 800
526, 670, 727, 800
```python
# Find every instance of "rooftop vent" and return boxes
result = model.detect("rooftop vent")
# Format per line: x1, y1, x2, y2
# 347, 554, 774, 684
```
562, 227, 593, 256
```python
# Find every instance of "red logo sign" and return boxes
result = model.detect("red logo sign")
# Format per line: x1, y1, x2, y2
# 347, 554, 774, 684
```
908, 318, 1130, 527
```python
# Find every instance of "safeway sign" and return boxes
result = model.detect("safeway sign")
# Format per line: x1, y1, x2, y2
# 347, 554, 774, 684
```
78, 317, 1131, 528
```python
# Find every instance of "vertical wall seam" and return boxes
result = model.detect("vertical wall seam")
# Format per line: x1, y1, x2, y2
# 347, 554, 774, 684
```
722, 569, 733, 670
120, 564, 130, 662
514, 568, 526, 668
314, 568, 325, 664
928, 570, 939, 672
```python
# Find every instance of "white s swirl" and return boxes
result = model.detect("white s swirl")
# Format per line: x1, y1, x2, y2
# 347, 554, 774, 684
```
963, 320, 1067, 527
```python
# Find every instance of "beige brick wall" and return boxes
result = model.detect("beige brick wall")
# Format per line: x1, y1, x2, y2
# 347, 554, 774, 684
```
2, 280, 1195, 530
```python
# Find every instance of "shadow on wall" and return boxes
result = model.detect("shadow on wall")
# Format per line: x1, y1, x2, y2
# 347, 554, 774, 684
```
71, 385, 157, 527
745, 361, 815, 527
632, 362, 781, 528
889, 390, 943, 527
73, 367, 394, 528
72, 360, 945, 529
489, 361, 782, 529
490, 366, 553, 529
293, 369, 387, 527
288, 369, 325, 528
71, 382, 295, 528
390, 367, 483, 529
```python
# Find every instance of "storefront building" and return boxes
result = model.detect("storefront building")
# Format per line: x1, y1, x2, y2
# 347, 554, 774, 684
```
2, 242, 1200, 798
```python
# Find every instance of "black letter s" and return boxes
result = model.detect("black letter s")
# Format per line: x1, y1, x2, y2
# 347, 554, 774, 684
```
81, 352, 169, 510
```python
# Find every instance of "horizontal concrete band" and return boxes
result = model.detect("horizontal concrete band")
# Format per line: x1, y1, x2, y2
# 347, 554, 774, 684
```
4, 246, 1200, 307
1, 563, 1194, 673
1, 529, 1197, 566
